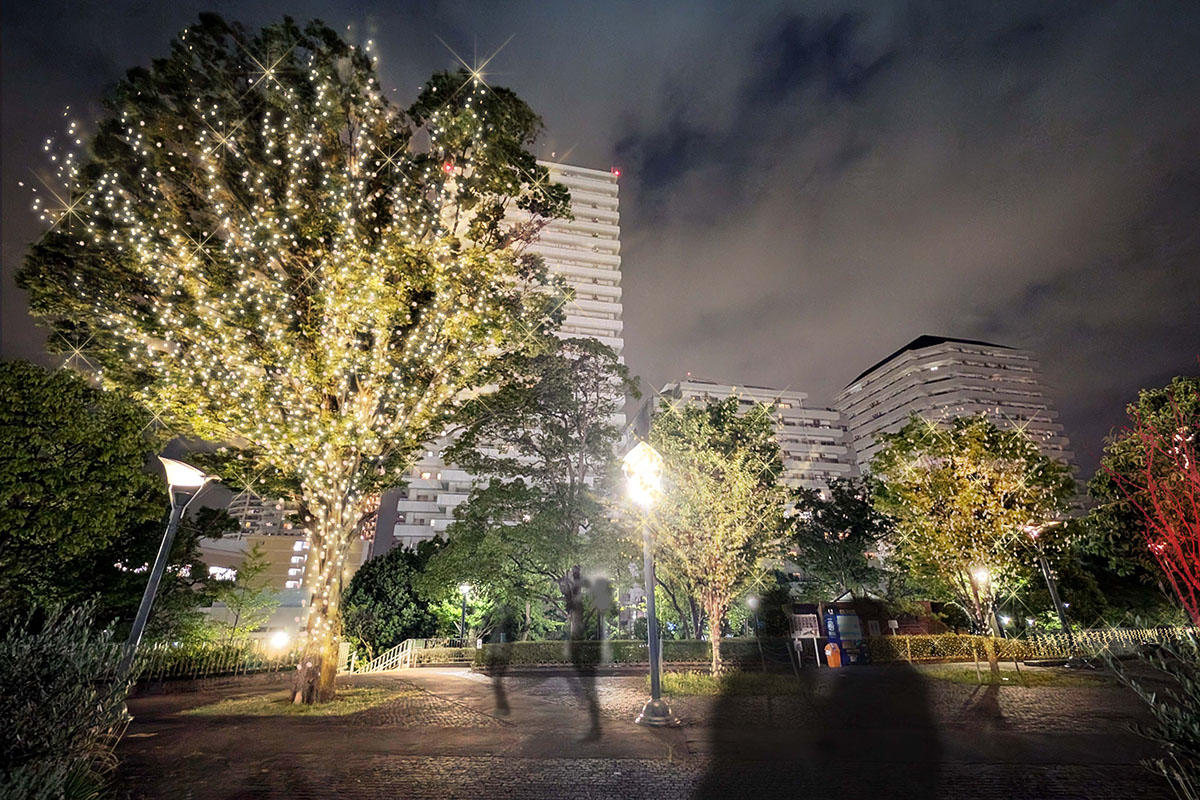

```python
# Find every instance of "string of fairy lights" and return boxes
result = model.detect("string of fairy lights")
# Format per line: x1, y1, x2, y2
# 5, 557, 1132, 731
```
31, 26, 565, 660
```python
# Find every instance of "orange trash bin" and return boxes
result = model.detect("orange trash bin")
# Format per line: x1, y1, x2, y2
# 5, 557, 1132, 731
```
824, 642, 842, 668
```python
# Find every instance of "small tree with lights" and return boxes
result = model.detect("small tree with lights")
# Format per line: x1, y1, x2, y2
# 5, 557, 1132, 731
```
649, 397, 788, 674
1098, 376, 1200, 625
871, 415, 1075, 678
18, 16, 568, 702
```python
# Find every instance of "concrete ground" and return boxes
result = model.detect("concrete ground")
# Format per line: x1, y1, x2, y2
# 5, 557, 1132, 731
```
115, 665, 1174, 799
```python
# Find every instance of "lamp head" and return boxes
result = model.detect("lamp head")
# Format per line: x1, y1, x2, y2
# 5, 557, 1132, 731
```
970, 566, 991, 587
458, 583, 471, 597
158, 457, 214, 493
622, 441, 663, 509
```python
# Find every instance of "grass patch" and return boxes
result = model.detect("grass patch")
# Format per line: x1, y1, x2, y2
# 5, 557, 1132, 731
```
917, 663, 1117, 688
657, 670, 807, 696
182, 686, 405, 717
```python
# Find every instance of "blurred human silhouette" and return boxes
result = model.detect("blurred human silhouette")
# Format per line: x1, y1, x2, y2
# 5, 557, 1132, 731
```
559, 565, 602, 740
487, 640, 512, 716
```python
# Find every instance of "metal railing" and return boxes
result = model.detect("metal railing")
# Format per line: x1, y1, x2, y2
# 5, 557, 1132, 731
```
133, 639, 301, 683
358, 638, 475, 672
867, 626, 1193, 664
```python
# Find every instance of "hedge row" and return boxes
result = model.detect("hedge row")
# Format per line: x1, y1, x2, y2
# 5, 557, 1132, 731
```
867, 629, 1191, 663
411, 629, 1193, 669
468, 638, 771, 669
414, 647, 474, 665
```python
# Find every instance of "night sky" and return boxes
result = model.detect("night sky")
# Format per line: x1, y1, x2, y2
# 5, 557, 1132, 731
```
3, 1, 1199, 476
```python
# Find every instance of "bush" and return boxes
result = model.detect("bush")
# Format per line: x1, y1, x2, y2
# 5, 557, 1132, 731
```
468, 638, 772, 669
1112, 633, 1200, 799
867, 629, 1192, 665
0, 604, 131, 800
414, 647, 474, 665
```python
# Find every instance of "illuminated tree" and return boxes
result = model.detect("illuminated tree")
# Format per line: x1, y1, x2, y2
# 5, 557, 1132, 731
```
872, 415, 1075, 676
649, 397, 788, 674
1098, 377, 1200, 625
17, 16, 568, 702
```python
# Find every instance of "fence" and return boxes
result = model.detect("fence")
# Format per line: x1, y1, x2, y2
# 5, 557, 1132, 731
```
132, 639, 301, 683
360, 627, 1195, 673
867, 627, 1192, 664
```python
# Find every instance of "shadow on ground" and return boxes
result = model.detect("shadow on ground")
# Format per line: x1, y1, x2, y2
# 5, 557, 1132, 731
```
691, 662, 941, 798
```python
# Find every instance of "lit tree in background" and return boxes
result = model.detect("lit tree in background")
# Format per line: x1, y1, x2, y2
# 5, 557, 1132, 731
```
1098, 376, 1200, 625
872, 415, 1075, 678
18, 15, 568, 703
649, 397, 787, 674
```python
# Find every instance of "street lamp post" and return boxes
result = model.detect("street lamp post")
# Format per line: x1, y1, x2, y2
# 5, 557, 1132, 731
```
747, 595, 766, 673
118, 457, 216, 676
1025, 523, 1074, 646
623, 441, 679, 727
459, 583, 471, 647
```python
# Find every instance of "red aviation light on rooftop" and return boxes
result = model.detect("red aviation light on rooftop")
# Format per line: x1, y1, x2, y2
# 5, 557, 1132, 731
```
610, 167, 621, 177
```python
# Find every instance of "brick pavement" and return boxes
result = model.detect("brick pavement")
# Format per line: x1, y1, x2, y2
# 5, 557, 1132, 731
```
115, 666, 1174, 799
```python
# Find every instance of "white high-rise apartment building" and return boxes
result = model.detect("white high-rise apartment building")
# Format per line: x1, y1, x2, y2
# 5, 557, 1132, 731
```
225, 492, 296, 537
373, 162, 624, 554
834, 335, 1076, 473
658, 377, 857, 494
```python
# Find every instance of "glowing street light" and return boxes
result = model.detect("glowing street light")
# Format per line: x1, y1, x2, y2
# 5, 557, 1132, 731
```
622, 441, 663, 509
119, 457, 218, 675
622, 441, 678, 727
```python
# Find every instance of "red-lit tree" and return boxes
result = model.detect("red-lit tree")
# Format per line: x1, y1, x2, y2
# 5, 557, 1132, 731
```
1104, 380, 1200, 626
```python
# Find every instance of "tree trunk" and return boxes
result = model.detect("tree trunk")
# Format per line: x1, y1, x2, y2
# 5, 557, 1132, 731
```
705, 597, 724, 675
689, 596, 704, 640
293, 487, 359, 704
983, 636, 1000, 682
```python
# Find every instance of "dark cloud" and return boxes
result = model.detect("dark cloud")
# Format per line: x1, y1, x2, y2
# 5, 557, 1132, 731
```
4, 1, 1199, 476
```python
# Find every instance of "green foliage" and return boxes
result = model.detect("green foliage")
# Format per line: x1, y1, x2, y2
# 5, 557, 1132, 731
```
342, 543, 438, 658
424, 338, 635, 627
1112, 633, 1200, 798
0, 360, 235, 637
210, 542, 280, 642
0, 604, 131, 800
871, 415, 1076, 635
0, 360, 162, 611
789, 477, 894, 600
649, 396, 789, 671
469, 638, 766, 668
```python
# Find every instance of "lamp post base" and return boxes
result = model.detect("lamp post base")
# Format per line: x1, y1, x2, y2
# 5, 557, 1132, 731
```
635, 697, 681, 727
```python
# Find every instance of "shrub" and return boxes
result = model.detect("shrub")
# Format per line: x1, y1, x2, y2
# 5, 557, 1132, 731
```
467, 638, 772, 669
0, 604, 131, 800
1111, 633, 1200, 799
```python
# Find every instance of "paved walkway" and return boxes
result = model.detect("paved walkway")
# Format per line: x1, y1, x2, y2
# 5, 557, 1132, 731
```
116, 666, 1174, 799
